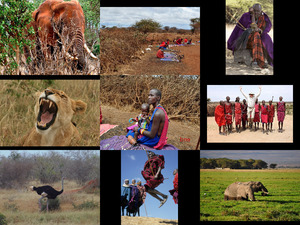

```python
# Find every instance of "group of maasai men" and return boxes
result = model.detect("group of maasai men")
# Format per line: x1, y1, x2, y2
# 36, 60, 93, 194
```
215, 87, 286, 135
121, 151, 178, 216
227, 3, 273, 69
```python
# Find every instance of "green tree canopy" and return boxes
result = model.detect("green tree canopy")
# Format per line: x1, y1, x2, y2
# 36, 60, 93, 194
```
131, 19, 162, 34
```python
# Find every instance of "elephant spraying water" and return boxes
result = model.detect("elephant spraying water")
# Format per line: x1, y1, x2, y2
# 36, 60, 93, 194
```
224, 181, 269, 201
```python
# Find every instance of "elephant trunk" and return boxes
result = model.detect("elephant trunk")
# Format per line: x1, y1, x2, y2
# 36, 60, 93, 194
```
74, 30, 86, 70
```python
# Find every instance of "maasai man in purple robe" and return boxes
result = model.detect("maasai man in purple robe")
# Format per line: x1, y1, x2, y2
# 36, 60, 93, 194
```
141, 151, 168, 208
227, 4, 273, 68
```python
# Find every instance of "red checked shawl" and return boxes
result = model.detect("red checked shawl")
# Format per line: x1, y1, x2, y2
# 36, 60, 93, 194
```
142, 155, 165, 189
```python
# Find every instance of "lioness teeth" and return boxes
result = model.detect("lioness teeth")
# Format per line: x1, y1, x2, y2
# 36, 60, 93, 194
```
38, 122, 47, 127
49, 101, 52, 108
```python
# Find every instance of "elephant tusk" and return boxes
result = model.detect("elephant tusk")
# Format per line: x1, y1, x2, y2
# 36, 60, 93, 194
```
84, 43, 98, 59
62, 45, 78, 60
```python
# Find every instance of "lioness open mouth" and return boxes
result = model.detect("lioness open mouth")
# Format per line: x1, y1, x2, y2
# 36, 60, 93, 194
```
37, 98, 57, 130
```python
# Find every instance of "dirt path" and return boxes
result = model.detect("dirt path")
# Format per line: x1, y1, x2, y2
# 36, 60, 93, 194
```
207, 115, 293, 143
121, 45, 200, 75
100, 105, 200, 150
122, 216, 178, 225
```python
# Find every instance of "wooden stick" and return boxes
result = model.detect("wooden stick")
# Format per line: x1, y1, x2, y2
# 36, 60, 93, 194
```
226, 9, 246, 31
195, 135, 200, 150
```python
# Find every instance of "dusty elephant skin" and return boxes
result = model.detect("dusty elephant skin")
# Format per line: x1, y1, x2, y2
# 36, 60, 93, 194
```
224, 181, 269, 201
24, 0, 97, 71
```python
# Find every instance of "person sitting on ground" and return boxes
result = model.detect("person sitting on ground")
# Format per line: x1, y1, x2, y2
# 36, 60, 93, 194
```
184, 38, 188, 44
187, 38, 192, 44
176, 38, 183, 45
159, 41, 167, 49
215, 100, 226, 135
227, 4, 273, 68
156, 48, 164, 58
169, 169, 178, 204
127, 103, 151, 145
128, 89, 169, 149
142, 151, 168, 208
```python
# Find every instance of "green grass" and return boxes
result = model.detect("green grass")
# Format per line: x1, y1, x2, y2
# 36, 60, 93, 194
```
200, 169, 300, 221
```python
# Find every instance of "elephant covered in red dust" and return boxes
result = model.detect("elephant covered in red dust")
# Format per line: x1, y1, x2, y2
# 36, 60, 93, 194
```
25, 0, 97, 70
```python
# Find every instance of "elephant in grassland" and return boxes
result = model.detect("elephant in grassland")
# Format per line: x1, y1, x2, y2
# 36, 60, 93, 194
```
224, 181, 269, 201
25, 0, 97, 70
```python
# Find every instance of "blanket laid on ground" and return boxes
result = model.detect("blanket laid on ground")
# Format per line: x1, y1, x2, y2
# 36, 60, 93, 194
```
160, 52, 179, 62
100, 124, 118, 136
100, 135, 179, 150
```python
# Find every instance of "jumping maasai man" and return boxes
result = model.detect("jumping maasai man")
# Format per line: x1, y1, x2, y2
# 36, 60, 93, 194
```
240, 86, 261, 130
169, 169, 178, 204
225, 96, 233, 133
242, 99, 248, 130
131, 89, 169, 149
253, 99, 261, 131
215, 100, 226, 135
267, 100, 275, 132
277, 96, 286, 133
141, 151, 168, 208
227, 4, 273, 68
260, 100, 268, 134
234, 97, 242, 133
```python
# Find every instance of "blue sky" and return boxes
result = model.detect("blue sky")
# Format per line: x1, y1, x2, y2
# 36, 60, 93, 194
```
121, 150, 178, 220
207, 85, 293, 102
200, 150, 300, 167
100, 7, 200, 29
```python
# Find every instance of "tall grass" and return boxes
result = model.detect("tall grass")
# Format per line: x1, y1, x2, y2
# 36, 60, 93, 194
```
200, 169, 300, 221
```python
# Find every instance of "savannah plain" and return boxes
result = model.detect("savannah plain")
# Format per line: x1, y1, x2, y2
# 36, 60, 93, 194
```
100, 29, 200, 75
200, 169, 300, 221
0, 180, 100, 225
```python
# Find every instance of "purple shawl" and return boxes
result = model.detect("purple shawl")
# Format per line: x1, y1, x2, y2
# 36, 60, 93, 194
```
227, 12, 273, 66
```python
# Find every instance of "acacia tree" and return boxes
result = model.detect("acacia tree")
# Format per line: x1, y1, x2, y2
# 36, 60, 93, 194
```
131, 19, 162, 34
190, 17, 200, 34
0, 0, 34, 75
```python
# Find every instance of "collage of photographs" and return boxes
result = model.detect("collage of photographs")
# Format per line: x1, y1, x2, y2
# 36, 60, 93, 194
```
0, 0, 299, 225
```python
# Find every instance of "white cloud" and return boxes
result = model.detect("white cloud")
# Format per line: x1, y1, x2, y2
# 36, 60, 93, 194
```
129, 155, 136, 161
100, 7, 200, 29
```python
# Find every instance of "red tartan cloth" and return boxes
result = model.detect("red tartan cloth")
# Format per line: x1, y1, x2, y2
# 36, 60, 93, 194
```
142, 155, 165, 189
261, 105, 268, 123
215, 105, 226, 127
225, 103, 232, 125
169, 173, 178, 204
267, 105, 275, 123
235, 102, 242, 125
247, 15, 266, 68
